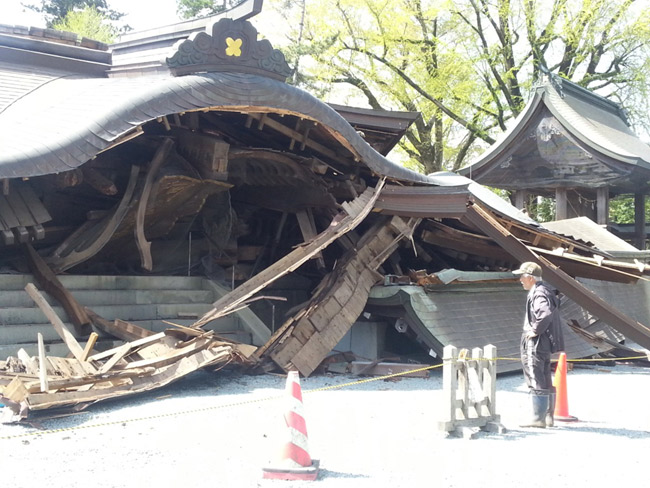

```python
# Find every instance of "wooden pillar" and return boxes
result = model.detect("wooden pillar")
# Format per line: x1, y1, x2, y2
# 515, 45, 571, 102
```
634, 192, 646, 250
596, 187, 609, 225
513, 190, 527, 212
555, 188, 568, 221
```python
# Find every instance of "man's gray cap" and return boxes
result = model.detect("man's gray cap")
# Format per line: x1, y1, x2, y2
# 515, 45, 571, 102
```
512, 261, 542, 277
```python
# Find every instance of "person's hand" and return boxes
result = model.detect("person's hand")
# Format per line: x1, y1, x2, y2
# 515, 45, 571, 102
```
526, 331, 537, 340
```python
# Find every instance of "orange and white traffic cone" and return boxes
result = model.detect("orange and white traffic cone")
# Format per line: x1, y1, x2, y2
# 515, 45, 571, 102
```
553, 352, 578, 422
262, 371, 319, 481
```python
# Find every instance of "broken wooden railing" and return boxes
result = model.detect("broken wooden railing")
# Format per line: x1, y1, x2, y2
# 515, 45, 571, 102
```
438, 344, 503, 436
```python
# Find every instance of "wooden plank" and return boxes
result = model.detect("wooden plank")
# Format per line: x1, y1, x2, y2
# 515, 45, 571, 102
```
25, 346, 233, 410
16, 183, 51, 224
47, 356, 75, 378
270, 336, 303, 369
4, 188, 36, 227
81, 332, 99, 361
85, 308, 154, 342
37, 333, 49, 392
295, 209, 325, 267
24, 283, 92, 368
290, 333, 331, 375
292, 317, 317, 344
247, 113, 340, 160
135, 138, 175, 271
309, 300, 334, 332
4, 376, 28, 403
98, 343, 132, 374
17, 348, 39, 375
24, 243, 91, 331
194, 180, 385, 326
81, 167, 118, 195
0, 195, 20, 228
123, 336, 213, 370
48, 164, 140, 273
50, 220, 94, 259
23, 367, 156, 393
262, 216, 421, 376
88, 332, 166, 361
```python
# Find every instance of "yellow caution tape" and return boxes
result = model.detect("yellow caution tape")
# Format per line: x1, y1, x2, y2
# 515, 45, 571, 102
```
0, 354, 646, 440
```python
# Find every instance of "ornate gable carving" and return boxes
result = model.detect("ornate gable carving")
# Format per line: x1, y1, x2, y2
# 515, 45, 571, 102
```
166, 18, 292, 81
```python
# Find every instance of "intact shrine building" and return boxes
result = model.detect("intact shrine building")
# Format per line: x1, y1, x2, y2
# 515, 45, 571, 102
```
459, 75, 650, 249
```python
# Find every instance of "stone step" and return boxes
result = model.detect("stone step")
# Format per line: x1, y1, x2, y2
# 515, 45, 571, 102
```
0, 274, 210, 291
0, 303, 215, 326
0, 289, 215, 308
0, 339, 121, 360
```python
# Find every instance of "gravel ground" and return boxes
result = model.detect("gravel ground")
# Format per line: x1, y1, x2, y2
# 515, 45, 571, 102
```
1, 360, 650, 488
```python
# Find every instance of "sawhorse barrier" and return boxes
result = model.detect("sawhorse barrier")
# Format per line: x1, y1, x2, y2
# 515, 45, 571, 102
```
438, 344, 505, 438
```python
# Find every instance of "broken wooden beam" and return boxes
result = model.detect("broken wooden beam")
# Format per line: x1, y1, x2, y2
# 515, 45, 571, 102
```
464, 202, 650, 350
23, 283, 95, 369
85, 308, 154, 342
37, 333, 48, 392
81, 332, 99, 361
47, 164, 140, 273
259, 215, 420, 377
134, 138, 175, 271
23, 242, 91, 333
193, 179, 386, 327
81, 166, 118, 195
98, 343, 132, 374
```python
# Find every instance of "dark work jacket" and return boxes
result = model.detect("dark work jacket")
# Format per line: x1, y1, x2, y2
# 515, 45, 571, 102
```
523, 281, 565, 353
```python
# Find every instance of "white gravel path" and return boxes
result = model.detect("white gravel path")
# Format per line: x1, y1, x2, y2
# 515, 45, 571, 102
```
1, 361, 649, 488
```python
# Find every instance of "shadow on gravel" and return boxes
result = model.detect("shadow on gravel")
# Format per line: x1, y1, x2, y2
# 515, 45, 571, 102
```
554, 424, 650, 438
498, 425, 650, 439
317, 469, 369, 479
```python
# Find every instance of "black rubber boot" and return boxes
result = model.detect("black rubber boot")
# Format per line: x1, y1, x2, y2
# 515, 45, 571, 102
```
520, 390, 549, 428
546, 388, 556, 427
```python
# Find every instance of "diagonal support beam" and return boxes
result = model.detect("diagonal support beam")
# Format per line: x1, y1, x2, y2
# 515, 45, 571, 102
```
464, 203, 650, 350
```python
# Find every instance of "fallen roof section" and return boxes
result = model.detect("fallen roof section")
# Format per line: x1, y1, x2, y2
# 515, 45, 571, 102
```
464, 203, 650, 350
366, 280, 599, 374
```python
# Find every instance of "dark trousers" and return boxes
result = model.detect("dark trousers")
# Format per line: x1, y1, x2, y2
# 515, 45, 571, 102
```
520, 333, 552, 391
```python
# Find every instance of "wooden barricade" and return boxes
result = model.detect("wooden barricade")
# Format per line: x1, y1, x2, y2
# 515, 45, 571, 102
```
438, 344, 504, 436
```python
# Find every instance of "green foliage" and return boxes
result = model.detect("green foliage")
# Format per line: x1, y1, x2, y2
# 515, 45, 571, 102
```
528, 197, 556, 223
51, 6, 117, 43
23, 0, 125, 26
609, 195, 650, 223
175, 0, 244, 19
273, 0, 650, 174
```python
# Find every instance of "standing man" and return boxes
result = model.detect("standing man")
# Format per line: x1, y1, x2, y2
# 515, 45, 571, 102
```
513, 262, 565, 428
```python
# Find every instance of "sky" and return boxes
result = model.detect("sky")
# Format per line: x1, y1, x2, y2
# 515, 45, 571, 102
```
2, 0, 182, 32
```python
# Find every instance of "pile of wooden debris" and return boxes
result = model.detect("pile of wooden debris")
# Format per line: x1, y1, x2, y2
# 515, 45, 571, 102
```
0, 282, 255, 423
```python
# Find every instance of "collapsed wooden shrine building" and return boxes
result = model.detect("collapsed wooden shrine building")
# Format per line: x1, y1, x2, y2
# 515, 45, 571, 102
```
1, 1, 650, 419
